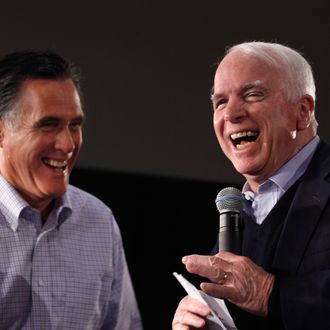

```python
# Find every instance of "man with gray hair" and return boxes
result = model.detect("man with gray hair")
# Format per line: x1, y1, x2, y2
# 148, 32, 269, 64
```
172, 41, 329, 329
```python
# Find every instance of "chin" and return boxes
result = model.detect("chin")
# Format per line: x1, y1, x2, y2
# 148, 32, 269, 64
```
43, 185, 68, 198
234, 164, 260, 177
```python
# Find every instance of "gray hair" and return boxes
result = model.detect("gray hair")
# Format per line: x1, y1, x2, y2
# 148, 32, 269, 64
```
226, 42, 316, 103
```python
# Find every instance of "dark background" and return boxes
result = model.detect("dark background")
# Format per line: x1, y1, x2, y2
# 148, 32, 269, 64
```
1, 1, 329, 328
70, 168, 232, 329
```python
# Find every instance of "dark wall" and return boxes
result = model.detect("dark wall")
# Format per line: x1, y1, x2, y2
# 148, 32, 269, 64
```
0, 1, 329, 183
70, 168, 241, 329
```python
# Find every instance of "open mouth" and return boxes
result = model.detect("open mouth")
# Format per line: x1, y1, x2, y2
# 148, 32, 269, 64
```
230, 130, 259, 149
42, 158, 68, 171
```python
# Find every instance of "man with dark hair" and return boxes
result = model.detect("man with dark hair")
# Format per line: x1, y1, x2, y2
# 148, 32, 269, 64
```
0, 50, 142, 329
172, 42, 330, 329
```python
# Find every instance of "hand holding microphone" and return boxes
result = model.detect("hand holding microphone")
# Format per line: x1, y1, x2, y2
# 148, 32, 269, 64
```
175, 186, 274, 322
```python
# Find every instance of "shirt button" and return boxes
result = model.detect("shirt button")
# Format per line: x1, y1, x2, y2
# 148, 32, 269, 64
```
38, 279, 44, 287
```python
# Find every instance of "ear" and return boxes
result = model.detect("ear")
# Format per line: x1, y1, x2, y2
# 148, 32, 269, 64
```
296, 94, 315, 131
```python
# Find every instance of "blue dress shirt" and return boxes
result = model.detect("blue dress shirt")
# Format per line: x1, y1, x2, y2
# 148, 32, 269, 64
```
243, 136, 320, 224
0, 175, 143, 330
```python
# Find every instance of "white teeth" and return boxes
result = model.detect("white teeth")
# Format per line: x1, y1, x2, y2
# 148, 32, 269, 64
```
231, 131, 258, 140
43, 159, 68, 169
236, 142, 251, 150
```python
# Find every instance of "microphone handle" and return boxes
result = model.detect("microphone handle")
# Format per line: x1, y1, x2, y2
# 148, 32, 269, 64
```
219, 212, 242, 254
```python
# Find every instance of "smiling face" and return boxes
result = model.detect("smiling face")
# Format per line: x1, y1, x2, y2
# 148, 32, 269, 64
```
212, 51, 315, 191
0, 79, 84, 213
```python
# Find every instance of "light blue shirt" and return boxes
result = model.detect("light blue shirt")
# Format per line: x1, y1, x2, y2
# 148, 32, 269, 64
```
0, 175, 143, 330
243, 136, 320, 224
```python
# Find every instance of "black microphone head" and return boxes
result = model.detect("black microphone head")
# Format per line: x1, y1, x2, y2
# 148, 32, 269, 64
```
215, 187, 243, 213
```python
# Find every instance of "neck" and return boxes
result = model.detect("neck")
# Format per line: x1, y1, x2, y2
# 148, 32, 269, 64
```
244, 135, 317, 195
39, 199, 55, 224
244, 178, 262, 194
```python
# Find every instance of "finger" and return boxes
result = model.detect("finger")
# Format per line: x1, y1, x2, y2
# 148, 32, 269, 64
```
173, 297, 210, 329
172, 323, 189, 330
200, 282, 237, 302
173, 323, 206, 330
173, 311, 207, 329
215, 251, 237, 261
178, 296, 211, 316
182, 255, 230, 280
182, 255, 210, 266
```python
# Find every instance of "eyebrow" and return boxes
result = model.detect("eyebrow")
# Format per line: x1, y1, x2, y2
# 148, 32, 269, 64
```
34, 115, 85, 128
241, 80, 265, 91
210, 80, 266, 101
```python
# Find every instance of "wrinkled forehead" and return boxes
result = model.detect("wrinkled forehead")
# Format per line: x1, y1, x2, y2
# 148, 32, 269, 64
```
214, 51, 284, 92
217, 50, 282, 75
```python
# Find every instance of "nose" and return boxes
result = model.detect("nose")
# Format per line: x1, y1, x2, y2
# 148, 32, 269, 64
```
55, 128, 76, 154
223, 98, 247, 122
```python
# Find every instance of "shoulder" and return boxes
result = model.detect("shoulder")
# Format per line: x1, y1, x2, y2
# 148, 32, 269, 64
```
68, 184, 110, 207
66, 184, 116, 225
308, 139, 330, 176
298, 139, 330, 198
316, 139, 330, 154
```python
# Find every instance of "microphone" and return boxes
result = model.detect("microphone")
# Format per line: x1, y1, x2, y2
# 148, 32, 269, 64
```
215, 187, 244, 254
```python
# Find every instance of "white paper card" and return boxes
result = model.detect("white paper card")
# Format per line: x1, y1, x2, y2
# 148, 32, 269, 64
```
173, 272, 237, 330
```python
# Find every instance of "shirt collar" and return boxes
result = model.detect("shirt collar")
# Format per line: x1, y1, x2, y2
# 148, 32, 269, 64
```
0, 175, 72, 231
54, 192, 73, 226
269, 136, 320, 192
243, 136, 320, 196
0, 176, 29, 231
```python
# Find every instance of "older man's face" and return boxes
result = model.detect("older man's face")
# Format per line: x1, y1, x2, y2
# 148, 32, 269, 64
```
212, 51, 307, 187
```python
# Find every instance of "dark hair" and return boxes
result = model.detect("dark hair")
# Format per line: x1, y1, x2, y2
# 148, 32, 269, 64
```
0, 50, 83, 119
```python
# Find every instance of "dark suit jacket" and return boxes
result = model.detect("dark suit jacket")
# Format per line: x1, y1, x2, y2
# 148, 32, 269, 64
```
227, 139, 330, 329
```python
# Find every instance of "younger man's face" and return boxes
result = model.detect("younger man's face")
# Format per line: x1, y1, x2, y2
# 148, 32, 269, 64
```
0, 78, 84, 211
